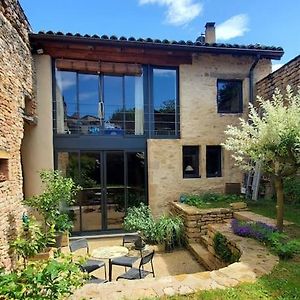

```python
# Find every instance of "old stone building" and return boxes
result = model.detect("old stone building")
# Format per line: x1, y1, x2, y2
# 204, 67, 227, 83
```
0, 0, 286, 256
0, 0, 34, 269
256, 55, 300, 99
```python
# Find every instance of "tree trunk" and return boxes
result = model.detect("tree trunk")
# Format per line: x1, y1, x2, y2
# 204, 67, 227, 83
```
274, 176, 284, 232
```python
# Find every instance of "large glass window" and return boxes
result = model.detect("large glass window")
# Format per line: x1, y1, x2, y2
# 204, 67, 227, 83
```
217, 80, 243, 113
153, 68, 178, 136
206, 145, 222, 177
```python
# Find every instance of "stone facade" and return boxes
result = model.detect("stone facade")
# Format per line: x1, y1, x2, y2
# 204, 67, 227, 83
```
0, 0, 33, 269
149, 55, 271, 215
256, 55, 300, 100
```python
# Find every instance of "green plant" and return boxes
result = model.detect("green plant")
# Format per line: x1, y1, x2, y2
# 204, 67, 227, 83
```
23, 170, 81, 232
54, 213, 73, 233
284, 176, 300, 204
156, 215, 184, 249
213, 232, 240, 264
0, 254, 86, 300
124, 203, 157, 244
223, 86, 300, 231
11, 218, 55, 267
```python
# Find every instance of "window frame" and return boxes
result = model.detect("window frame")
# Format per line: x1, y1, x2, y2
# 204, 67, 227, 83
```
206, 145, 222, 178
182, 146, 200, 179
217, 79, 243, 114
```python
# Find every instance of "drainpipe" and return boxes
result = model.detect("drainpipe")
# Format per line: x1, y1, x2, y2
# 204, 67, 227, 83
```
248, 55, 260, 104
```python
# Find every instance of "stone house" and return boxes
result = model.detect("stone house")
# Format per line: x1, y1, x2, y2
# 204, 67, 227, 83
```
24, 23, 283, 234
0, 0, 285, 264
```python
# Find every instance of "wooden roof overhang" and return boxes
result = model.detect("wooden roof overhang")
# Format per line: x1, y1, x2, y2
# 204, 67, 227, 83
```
29, 33, 284, 74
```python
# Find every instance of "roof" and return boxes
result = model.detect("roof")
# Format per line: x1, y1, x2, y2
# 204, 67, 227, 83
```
29, 31, 284, 60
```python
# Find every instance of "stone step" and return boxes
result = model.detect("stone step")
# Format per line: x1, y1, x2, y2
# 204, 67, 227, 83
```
199, 234, 209, 247
188, 242, 219, 271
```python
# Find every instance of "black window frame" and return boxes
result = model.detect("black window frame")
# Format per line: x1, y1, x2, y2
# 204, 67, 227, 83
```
217, 79, 243, 114
182, 146, 200, 179
206, 145, 222, 178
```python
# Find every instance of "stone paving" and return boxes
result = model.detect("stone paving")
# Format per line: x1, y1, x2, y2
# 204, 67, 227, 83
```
70, 219, 279, 300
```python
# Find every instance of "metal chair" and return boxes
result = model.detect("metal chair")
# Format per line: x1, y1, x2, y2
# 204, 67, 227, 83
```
69, 239, 107, 279
116, 250, 155, 281
122, 234, 140, 246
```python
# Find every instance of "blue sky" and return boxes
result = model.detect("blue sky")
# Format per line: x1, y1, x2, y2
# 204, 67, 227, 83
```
20, 0, 299, 70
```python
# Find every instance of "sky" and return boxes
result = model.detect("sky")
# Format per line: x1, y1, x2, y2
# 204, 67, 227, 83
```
20, 0, 300, 71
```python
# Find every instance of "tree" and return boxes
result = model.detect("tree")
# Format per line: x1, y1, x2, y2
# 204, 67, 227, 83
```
223, 86, 300, 231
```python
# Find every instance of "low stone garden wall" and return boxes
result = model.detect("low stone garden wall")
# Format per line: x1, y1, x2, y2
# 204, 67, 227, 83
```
170, 202, 247, 243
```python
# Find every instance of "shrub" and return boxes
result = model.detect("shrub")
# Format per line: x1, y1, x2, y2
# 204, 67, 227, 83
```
182, 192, 242, 208
231, 219, 300, 259
284, 176, 300, 204
156, 215, 184, 249
213, 232, 240, 264
0, 254, 86, 300
124, 203, 157, 244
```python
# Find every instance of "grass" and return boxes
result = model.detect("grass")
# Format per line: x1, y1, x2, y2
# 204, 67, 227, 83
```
144, 197, 300, 300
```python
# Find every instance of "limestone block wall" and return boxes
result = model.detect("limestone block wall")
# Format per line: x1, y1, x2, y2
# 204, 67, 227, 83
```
148, 54, 271, 216
0, 0, 33, 269
256, 55, 300, 100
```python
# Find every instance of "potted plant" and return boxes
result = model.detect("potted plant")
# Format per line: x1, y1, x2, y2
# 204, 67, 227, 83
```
23, 170, 81, 248
11, 217, 55, 266
54, 213, 73, 247
156, 215, 184, 252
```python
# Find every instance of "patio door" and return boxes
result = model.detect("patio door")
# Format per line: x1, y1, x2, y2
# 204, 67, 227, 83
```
60, 150, 146, 233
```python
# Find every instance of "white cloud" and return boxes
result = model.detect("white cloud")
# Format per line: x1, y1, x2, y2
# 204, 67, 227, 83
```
216, 14, 249, 41
139, 0, 203, 26
272, 63, 283, 72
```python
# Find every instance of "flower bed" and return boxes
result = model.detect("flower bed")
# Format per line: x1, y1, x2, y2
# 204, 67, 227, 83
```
231, 219, 300, 259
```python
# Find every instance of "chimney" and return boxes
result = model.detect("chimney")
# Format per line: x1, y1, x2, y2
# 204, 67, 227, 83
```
205, 22, 216, 43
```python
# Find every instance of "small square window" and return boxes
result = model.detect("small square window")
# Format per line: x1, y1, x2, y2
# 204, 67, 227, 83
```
217, 80, 243, 113
206, 146, 222, 177
183, 146, 199, 178
0, 158, 9, 182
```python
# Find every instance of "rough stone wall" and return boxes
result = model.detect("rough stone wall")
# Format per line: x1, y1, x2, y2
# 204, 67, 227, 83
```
0, 0, 33, 269
148, 54, 271, 216
256, 55, 300, 100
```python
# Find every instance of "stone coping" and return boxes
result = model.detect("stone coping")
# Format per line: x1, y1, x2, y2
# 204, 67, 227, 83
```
70, 221, 279, 300
171, 202, 232, 215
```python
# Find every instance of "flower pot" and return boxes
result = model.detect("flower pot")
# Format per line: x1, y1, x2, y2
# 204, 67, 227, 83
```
29, 247, 54, 261
54, 232, 69, 248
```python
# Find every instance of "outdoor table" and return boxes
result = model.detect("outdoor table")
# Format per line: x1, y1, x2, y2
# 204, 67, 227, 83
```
92, 246, 129, 281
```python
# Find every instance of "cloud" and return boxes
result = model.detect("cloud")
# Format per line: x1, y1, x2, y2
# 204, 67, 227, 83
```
272, 63, 283, 72
139, 0, 203, 26
216, 14, 249, 41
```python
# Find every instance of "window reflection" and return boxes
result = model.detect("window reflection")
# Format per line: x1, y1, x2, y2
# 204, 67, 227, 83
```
153, 69, 177, 136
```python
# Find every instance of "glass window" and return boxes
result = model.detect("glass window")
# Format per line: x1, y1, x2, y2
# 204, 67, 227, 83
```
78, 74, 100, 135
153, 68, 177, 136
183, 146, 199, 178
217, 80, 243, 113
55, 71, 77, 134
206, 146, 222, 177
103, 75, 124, 135
124, 75, 144, 135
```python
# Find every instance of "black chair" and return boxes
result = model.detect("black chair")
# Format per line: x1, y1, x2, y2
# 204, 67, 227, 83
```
69, 239, 107, 279
116, 251, 155, 281
122, 234, 140, 247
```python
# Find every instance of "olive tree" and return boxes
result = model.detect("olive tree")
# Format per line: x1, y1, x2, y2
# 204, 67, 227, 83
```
223, 86, 300, 231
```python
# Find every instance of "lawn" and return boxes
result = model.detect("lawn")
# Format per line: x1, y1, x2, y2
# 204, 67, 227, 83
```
146, 198, 300, 300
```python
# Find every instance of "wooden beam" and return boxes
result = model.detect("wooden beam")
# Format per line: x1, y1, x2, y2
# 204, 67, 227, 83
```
56, 59, 142, 75
44, 47, 192, 66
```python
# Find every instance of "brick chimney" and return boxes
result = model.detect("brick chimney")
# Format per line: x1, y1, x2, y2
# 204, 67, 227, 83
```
205, 22, 216, 43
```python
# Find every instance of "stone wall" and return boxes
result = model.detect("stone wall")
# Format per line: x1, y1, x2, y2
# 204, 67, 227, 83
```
256, 55, 300, 100
149, 55, 271, 216
0, 0, 33, 269
170, 202, 247, 243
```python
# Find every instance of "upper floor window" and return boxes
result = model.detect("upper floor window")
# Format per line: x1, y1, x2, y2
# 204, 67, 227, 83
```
55, 70, 144, 136
152, 68, 179, 136
217, 80, 243, 113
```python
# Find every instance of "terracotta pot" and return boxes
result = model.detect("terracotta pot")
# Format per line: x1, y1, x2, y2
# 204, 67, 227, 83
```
29, 247, 54, 261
